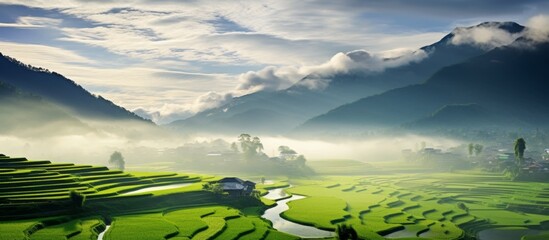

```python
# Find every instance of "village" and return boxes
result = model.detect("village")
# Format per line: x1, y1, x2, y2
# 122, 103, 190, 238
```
402, 136, 549, 181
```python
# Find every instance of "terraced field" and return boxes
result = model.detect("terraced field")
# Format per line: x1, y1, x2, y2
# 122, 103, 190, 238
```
0, 155, 202, 203
3, 153, 549, 239
0, 154, 298, 240
284, 171, 549, 239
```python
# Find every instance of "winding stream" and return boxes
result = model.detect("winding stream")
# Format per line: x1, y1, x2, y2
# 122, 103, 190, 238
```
261, 187, 334, 238
98, 184, 333, 239
97, 225, 110, 240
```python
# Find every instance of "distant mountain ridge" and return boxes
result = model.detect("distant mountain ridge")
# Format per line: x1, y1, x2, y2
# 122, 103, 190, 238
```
170, 22, 524, 134
299, 36, 549, 134
0, 53, 148, 122
0, 81, 91, 136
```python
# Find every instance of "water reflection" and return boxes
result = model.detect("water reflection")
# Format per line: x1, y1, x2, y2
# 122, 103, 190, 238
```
119, 183, 192, 195
477, 227, 547, 240
97, 225, 110, 240
261, 188, 334, 238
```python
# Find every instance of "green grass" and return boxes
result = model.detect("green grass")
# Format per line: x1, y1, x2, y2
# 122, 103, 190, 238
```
105, 213, 178, 240
71, 218, 104, 240
282, 196, 349, 229
281, 171, 549, 239
30, 219, 81, 240
308, 159, 374, 175
0, 155, 202, 203
193, 216, 226, 240
0, 220, 41, 240
163, 207, 214, 238
215, 216, 255, 239
4, 154, 549, 240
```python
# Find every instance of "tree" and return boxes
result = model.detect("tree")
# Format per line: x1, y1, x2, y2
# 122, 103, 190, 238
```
69, 190, 85, 208
514, 138, 526, 165
252, 137, 264, 153
109, 151, 125, 170
278, 146, 298, 160
230, 142, 239, 152
203, 183, 223, 195
336, 224, 358, 240
468, 143, 474, 157
473, 144, 483, 156
237, 134, 264, 161
238, 134, 252, 153
294, 155, 307, 166
278, 146, 297, 155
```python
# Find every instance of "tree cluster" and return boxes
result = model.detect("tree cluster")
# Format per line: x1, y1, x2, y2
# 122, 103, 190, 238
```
336, 224, 358, 240
109, 151, 126, 170
467, 143, 483, 157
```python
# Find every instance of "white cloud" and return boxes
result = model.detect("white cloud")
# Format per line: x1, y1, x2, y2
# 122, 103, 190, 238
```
0, 16, 62, 28
4, 0, 545, 124
0, 41, 93, 67
18, 16, 62, 27
236, 66, 299, 92
449, 23, 523, 49
525, 14, 549, 42
133, 104, 193, 124
192, 91, 234, 113
132, 91, 233, 124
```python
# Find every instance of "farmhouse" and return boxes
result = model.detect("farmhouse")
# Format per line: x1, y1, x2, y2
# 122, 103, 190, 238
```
218, 177, 256, 196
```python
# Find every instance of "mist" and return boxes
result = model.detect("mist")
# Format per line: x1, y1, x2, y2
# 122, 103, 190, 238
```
0, 119, 464, 171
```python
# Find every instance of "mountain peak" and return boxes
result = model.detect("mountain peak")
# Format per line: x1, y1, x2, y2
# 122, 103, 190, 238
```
473, 21, 524, 33
423, 21, 526, 52
345, 50, 373, 62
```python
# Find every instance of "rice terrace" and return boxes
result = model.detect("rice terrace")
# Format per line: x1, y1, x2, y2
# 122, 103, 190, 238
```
2, 151, 549, 240
2, 1, 549, 240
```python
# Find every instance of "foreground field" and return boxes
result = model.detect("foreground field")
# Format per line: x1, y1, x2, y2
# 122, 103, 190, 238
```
0, 154, 292, 240
284, 171, 549, 239
2, 154, 549, 240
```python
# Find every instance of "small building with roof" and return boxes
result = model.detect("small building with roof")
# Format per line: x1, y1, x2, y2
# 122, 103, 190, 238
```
218, 177, 256, 196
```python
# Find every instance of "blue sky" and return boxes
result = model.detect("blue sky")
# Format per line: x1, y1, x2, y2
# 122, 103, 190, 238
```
0, 0, 548, 123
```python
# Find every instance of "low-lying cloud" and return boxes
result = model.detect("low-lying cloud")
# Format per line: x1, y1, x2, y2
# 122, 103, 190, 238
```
450, 22, 523, 49
525, 14, 549, 43
133, 91, 233, 124
236, 66, 298, 92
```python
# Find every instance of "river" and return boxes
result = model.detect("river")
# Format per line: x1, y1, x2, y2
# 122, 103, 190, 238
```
261, 187, 334, 238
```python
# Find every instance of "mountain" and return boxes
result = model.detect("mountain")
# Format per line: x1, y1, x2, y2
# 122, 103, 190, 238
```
404, 104, 517, 130
0, 81, 91, 136
0, 52, 148, 122
299, 36, 549, 135
170, 22, 524, 134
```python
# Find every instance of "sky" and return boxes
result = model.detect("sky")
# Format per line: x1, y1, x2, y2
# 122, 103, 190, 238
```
0, 0, 548, 124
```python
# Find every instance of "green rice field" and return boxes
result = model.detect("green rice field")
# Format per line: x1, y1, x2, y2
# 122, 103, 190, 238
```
2, 154, 549, 239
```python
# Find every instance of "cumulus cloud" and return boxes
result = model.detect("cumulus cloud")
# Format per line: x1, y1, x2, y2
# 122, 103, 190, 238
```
525, 15, 549, 43
192, 91, 234, 113
2, 1, 547, 124
133, 91, 233, 124
197, 48, 428, 111
449, 23, 523, 49
305, 49, 427, 76
238, 48, 428, 92
236, 66, 299, 92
